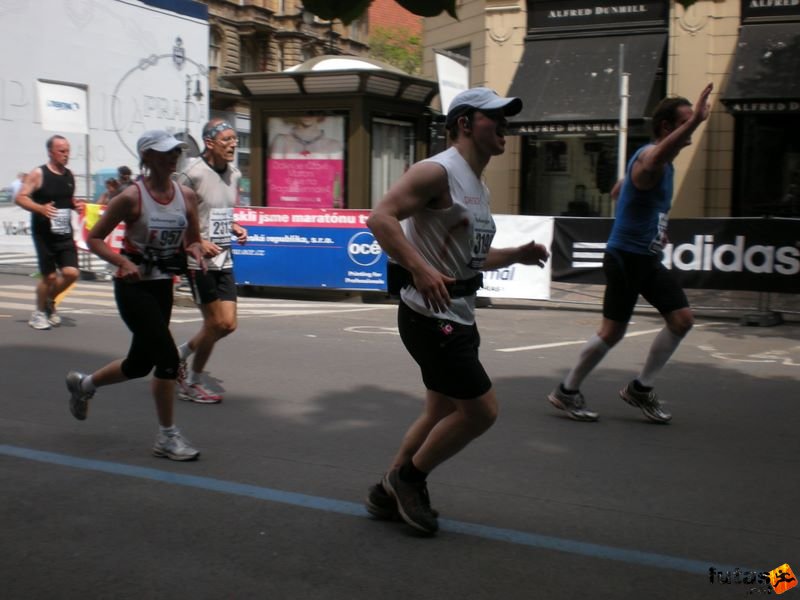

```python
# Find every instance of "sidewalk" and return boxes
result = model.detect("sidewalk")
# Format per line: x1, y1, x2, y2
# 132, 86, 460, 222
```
488, 282, 799, 324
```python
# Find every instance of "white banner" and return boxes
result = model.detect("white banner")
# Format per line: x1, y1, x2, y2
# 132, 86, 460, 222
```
479, 215, 554, 300
36, 80, 89, 135
0, 204, 35, 253
434, 50, 469, 115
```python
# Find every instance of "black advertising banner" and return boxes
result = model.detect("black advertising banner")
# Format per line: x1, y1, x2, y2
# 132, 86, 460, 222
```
552, 217, 800, 293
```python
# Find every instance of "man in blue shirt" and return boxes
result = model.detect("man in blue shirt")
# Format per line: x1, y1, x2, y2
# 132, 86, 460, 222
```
548, 83, 713, 423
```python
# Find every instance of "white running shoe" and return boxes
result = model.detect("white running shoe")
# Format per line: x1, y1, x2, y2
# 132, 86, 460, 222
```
29, 311, 51, 330
152, 431, 200, 461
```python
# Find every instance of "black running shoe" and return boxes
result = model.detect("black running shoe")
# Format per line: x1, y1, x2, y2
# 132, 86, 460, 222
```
382, 469, 439, 535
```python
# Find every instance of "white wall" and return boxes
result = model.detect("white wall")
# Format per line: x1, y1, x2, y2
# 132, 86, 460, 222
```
0, 0, 208, 198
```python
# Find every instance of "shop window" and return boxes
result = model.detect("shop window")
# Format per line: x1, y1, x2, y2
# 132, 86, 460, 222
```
520, 135, 647, 217
371, 118, 415, 206
734, 115, 800, 217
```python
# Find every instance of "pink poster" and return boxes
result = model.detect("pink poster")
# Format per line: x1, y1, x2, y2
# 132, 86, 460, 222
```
266, 115, 345, 209
267, 158, 344, 209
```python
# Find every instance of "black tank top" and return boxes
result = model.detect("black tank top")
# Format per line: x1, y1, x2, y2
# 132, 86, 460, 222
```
30, 164, 75, 237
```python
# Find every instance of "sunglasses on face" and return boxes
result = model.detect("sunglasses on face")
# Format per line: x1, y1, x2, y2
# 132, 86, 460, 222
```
477, 109, 507, 122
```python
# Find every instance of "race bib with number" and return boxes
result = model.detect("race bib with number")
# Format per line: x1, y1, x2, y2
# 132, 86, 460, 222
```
648, 212, 669, 254
209, 207, 233, 248
467, 216, 496, 270
50, 208, 72, 235
145, 214, 185, 259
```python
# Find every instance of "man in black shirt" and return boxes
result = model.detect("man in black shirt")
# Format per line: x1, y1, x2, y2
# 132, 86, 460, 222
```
15, 135, 83, 330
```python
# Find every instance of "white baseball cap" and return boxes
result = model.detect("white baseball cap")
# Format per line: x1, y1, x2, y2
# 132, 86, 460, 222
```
446, 87, 522, 127
136, 130, 188, 156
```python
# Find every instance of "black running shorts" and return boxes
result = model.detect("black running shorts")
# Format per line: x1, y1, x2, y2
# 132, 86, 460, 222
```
33, 234, 78, 275
602, 248, 689, 323
398, 301, 492, 400
187, 269, 238, 305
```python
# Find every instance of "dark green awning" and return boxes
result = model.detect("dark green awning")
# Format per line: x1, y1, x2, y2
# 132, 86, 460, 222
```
721, 23, 800, 112
508, 32, 666, 125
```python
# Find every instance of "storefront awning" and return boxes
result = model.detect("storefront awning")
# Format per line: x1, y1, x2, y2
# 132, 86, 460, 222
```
721, 24, 800, 114
508, 32, 666, 129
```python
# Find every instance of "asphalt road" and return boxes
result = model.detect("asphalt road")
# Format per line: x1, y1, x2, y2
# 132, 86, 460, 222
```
1, 273, 798, 599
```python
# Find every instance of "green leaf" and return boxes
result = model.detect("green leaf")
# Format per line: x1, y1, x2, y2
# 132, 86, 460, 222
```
395, 0, 458, 18
301, 0, 458, 24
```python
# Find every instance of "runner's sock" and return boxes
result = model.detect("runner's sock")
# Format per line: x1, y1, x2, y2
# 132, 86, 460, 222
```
159, 425, 179, 436
187, 371, 202, 385
399, 460, 428, 483
178, 342, 192, 361
563, 334, 610, 391
637, 327, 683, 388
81, 375, 97, 394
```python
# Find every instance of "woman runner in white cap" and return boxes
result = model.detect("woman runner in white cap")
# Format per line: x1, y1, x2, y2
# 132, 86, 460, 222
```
65, 130, 206, 461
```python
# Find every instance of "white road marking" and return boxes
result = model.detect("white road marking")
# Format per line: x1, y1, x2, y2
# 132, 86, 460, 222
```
496, 322, 725, 353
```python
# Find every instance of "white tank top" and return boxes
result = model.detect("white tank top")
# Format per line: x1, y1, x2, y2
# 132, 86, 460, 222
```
123, 180, 188, 280
400, 146, 496, 325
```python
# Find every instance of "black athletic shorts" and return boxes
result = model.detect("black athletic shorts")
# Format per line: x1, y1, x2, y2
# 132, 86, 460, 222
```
398, 301, 492, 400
33, 233, 78, 275
187, 269, 238, 305
602, 247, 689, 323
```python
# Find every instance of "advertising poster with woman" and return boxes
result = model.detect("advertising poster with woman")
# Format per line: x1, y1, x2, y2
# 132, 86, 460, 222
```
266, 116, 345, 208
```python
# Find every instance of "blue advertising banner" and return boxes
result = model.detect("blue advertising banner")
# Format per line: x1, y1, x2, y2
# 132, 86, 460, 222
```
232, 207, 387, 291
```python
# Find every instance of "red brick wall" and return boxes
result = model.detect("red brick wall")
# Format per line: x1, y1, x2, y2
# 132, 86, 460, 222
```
368, 0, 423, 35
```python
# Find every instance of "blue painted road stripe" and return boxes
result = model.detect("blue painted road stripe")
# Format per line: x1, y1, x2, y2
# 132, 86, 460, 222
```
1, 444, 744, 576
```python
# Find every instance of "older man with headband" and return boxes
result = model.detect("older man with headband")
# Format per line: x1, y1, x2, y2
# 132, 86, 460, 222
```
175, 119, 247, 403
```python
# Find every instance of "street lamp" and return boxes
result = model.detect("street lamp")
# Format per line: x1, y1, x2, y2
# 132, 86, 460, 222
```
185, 73, 204, 139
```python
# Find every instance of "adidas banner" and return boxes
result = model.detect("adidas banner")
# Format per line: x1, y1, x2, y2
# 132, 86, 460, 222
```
552, 217, 800, 293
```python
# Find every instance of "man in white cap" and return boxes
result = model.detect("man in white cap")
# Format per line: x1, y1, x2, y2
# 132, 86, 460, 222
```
364, 87, 551, 534
175, 118, 247, 404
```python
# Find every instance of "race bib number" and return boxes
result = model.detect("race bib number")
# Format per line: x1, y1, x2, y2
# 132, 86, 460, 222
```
146, 213, 185, 259
50, 208, 72, 235
209, 207, 233, 248
468, 217, 496, 270
648, 212, 669, 254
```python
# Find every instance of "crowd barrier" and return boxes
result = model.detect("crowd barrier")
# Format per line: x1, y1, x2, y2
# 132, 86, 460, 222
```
3, 204, 797, 300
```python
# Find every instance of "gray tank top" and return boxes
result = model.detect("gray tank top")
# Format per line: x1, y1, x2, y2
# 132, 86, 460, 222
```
400, 146, 496, 325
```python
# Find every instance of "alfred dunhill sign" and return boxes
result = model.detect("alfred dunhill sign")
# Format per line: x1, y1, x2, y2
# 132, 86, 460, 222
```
527, 0, 667, 31
727, 101, 800, 114
741, 0, 800, 22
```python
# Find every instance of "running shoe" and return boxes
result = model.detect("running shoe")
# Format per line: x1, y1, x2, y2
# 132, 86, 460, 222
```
366, 481, 399, 520
152, 431, 200, 461
366, 480, 439, 521
619, 381, 672, 423
28, 311, 51, 330
178, 379, 223, 404
66, 371, 93, 420
547, 386, 599, 421
45, 299, 61, 327
382, 469, 439, 535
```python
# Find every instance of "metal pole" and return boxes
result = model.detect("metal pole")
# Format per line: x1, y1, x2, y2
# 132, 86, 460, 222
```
185, 74, 191, 137
617, 44, 629, 183
85, 85, 91, 202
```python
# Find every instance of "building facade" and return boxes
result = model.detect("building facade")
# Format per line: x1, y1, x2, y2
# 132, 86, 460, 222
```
200, 0, 371, 198
422, 0, 800, 219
